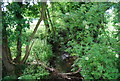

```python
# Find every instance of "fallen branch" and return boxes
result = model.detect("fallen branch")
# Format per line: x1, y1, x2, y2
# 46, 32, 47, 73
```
33, 53, 83, 80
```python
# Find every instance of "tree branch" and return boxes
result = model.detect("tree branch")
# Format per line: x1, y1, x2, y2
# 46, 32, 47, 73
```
33, 53, 83, 80
46, 8, 55, 34
21, 2, 46, 63
43, 4, 50, 33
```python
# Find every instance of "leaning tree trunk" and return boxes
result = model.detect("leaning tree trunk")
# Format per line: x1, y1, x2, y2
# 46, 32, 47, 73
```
21, 2, 45, 63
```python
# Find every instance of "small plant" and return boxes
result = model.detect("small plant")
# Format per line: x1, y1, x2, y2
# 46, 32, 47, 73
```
18, 65, 49, 80
3, 76, 17, 81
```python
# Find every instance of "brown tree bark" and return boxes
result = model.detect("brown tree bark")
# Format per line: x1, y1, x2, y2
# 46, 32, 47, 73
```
2, 24, 15, 76
2, 46, 15, 76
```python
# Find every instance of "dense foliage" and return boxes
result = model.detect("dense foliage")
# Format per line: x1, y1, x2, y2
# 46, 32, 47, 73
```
2, 2, 120, 80
49, 2, 120, 79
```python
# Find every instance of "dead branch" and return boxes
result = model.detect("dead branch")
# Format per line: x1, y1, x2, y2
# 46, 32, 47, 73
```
32, 53, 83, 80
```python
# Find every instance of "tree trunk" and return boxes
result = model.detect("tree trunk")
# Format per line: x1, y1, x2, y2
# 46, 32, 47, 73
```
2, 25, 15, 76
43, 3, 50, 34
13, 2, 23, 63
2, 46, 15, 76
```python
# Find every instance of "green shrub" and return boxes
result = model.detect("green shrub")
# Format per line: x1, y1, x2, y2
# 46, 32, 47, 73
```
31, 39, 53, 62
68, 41, 120, 79
2, 76, 17, 81
80, 44, 119, 79
19, 65, 49, 79
20, 37, 52, 79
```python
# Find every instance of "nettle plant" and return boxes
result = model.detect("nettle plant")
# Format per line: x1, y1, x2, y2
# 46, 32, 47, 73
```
64, 3, 120, 79
66, 30, 119, 79
74, 43, 119, 79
